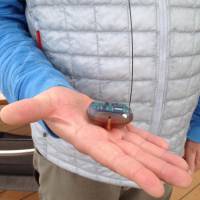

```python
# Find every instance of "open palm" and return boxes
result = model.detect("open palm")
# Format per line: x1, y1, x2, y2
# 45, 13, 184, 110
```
0, 87, 192, 197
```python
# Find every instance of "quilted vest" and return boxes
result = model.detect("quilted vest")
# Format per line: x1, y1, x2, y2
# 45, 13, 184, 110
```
26, 0, 200, 187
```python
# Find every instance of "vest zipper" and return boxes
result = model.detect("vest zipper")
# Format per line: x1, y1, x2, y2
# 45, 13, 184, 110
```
151, 0, 168, 134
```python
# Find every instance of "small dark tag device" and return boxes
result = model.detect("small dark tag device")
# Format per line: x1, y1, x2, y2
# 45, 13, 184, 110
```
87, 102, 133, 130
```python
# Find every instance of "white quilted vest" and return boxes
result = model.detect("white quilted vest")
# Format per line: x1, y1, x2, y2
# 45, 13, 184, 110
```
26, 0, 200, 187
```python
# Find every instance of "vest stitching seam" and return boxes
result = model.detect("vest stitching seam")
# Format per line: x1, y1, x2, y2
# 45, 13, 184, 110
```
93, 4, 101, 102
63, 6, 74, 87
150, 0, 158, 133
158, 0, 170, 135
66, 68, 200, 81
41, 51, 200, 58
39, 29, 158, 33
30, 4, 156, 8
37, 29, 200, 34
126, 2, 131, 106
30, 4, 200, 9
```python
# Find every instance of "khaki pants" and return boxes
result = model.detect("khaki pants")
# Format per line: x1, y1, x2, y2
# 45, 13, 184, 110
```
33, 150, 172, 200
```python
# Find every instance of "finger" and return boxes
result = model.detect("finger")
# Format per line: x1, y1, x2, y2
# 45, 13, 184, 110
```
79, 127, 164, 198
90, 142, 164, 197
0, 94, 53, 125
114, 139, 192, 188
195, 150, 200, 171
185, 146, 196, 174
124, 131, 189, 170
127, 124, 169, 149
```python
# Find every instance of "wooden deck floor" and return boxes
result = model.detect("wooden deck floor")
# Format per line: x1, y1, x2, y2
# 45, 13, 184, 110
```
170, 170, 200, 200
0, 191, 39, 200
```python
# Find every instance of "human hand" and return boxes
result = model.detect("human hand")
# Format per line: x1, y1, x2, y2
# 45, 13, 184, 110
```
0, 87, 192, 197
184, 140, 200, 174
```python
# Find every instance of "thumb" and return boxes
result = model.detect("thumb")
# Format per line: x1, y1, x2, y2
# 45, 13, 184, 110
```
0, 93, 54, 126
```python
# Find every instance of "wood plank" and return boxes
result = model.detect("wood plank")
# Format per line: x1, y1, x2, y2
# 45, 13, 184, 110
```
181, 184, 200, 200
23, 193, 39, 200
0, 191, 32, 200
170, 170, 200, 200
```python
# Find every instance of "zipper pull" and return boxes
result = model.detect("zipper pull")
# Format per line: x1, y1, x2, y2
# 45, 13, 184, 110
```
36, 30, 43, 49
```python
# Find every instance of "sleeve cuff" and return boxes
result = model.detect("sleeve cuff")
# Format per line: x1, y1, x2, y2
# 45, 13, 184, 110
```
187, 126, 200, 143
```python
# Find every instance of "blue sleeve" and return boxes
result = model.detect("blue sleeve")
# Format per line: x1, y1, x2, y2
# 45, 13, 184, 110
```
0, 0, 73, 137
187, 97, 200, 143
0, 0, 73, 103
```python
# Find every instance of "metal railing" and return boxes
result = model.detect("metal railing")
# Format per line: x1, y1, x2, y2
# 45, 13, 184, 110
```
0, 148, 35, 157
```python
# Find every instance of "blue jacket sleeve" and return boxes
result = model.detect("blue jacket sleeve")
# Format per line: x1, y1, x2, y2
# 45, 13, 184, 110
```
187, 97, 200, 143
0, 0, 73, 138
0, 0, 73, 103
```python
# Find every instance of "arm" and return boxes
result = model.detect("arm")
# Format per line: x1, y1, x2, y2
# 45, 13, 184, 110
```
185, 97, 200, 173
0, 0, 73, 103
187, 97, 200, 142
